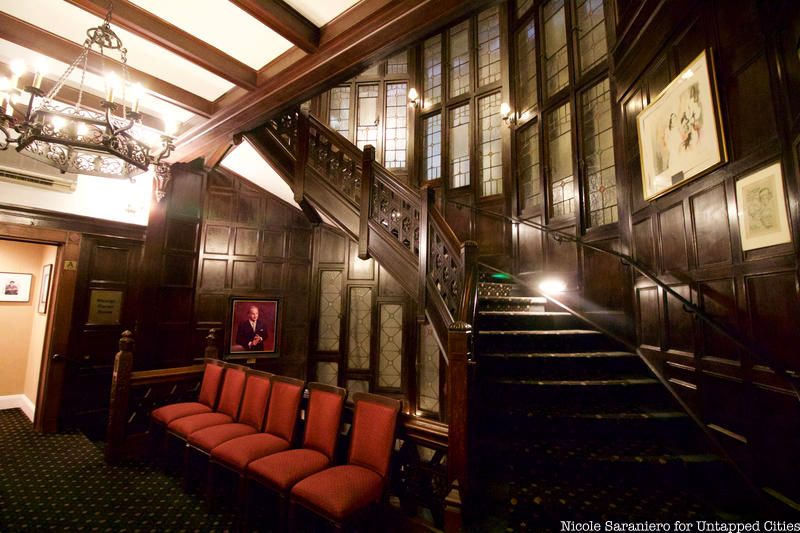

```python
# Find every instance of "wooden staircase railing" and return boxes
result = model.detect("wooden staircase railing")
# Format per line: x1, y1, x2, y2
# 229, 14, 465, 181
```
248, 107, 480, 527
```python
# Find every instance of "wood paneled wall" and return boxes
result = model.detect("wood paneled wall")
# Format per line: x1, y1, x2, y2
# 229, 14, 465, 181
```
613, 0, 800, 496
195, 169, 314, 377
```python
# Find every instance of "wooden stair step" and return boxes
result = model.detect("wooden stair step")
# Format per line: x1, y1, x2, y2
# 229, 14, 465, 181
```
492, 377, 659, 386
481, 351, 635, 359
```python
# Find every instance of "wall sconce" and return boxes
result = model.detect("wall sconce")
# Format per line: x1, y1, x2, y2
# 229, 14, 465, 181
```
500, 102, 516, 127
408, 87, 420, 109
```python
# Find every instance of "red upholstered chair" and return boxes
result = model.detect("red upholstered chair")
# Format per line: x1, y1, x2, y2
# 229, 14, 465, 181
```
207, 375, 305, 506
150, 360, 225, 428
167, 365, 247, 441
245, 382, 346, 529
186, 371, 273, 455
288, 392, 400, 531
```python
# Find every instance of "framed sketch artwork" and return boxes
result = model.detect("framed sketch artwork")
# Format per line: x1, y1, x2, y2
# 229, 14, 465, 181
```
637, 49, 727, 200
0, 272, 32, 302
735, 162, 792, 251
227, 298, 280, 358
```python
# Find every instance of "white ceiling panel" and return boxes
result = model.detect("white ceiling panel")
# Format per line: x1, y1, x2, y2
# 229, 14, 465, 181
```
0, 39, 196, 125
221, 139, 300, 210
283, 0, 361, 27
129, 0, 294, 69
0, 0, 234, 100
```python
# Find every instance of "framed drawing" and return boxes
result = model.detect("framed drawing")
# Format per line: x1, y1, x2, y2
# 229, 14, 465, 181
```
637, 49, 727, 200
0, 272, 33, 302
38, 264, 53, 313
736, 162, 792, 251
227, 298, 280, 358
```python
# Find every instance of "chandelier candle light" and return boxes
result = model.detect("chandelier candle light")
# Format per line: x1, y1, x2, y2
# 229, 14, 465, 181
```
0, 2, 175, 198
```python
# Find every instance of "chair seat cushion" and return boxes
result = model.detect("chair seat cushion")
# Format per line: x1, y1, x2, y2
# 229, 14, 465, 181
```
291, 465, 384, 521
247, 448, 329, 492
151, 402, 212, 426
211, 432, 290, 472
187, 423, 258, 452
168, 412, 234, 438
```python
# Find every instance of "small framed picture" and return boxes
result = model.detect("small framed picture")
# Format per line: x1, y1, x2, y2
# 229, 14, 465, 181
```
637, 49, 727, 200
227, 298, 280, 358
0, 272, 33, 302
735, 162, 792, 251
38, 264, 53, 314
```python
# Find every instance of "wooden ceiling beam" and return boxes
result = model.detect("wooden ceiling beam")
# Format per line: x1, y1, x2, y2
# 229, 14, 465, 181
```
229, 0, 320, 53
1, 64, 164, 131
174, 0, 485, 162
65, 0, 258, 90
0, 12, 214, 118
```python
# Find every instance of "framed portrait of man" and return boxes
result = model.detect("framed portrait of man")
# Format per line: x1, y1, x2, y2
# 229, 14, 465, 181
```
227, 298, 280, 358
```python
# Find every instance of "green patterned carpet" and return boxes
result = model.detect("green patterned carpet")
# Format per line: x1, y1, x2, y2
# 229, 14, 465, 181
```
0, 408, 237, 532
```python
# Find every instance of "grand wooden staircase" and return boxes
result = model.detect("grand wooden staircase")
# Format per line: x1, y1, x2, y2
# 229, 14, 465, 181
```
244, 107, 795, 529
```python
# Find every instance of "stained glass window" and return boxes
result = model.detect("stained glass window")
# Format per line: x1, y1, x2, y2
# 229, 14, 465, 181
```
355, 84, 379, 152
543, 0, 569, 97
518, 121, 542, 210
477, 6, 502, 87
582, 79, 617, 226
423, 114, 442, 181
449, 21, 471, 98
317, 270, 343, 351
575, 0, 608, 74
479, 93, 503, 196
418, 324, 441, 414
548, 102, 574, 217
378, 304, 403, 388
329, 86, 351, 139
316, 362, 338, 386
450, 105, 470, 188
384, 82, 408, 168
517, 18, 537, 114
423, 35, 442, 109
386, 50, 409, 75
347, 287, 372, 369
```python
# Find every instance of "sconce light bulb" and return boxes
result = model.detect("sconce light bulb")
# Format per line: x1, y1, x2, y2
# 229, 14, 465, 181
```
538, 279, 567, 294
500, 102, 512, 118
408, 87, 419, 101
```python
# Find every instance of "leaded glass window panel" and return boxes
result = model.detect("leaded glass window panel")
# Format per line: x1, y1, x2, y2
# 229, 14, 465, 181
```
517, 17, 537, 114
317, 270, 343, 351
582, 79, 617, 226
346, 379, 369, 401
356, 84, 379, 152
449, 21, 471, 98
548, 102, 575, 217
543, 0, 569, 97
316, 362, 338, 387
423, 114, 442, 181
575, 0, 608, 75
423, 35, 442, 109
378, 304, 403, 389
386, 50, 409, 75
418, 324, 441, 413
479, 93, 503, 197
450, 105, 470, 188
518, 121, 542, 210
517, 0, 534, 18
384, 82, 408, 169
347, 287, 372, 370
329, 86, 351, 139
477, 6, 501, 87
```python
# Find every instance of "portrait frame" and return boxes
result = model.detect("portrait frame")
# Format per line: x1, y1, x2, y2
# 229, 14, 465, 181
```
637, 49, 727, 201
735, 162, 792, 251
0, 272, 33, 302
38, 263, 53, 314
227, 297, 280, 359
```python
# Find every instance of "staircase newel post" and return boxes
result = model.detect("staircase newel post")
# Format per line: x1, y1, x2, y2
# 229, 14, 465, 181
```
293, 109, 310, 204
105, 330, 135, 464
446, 320, 472, 524
358, 145, 375, 260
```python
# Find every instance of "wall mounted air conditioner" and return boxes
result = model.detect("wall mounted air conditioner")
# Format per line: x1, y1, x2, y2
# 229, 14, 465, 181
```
0, 147, 79, 193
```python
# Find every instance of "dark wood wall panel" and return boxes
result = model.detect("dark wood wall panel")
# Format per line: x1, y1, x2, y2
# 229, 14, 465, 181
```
690, 184, 732, 267
517, 217, 544, 273
614, 0, 800, 497
193, 168, 314, 378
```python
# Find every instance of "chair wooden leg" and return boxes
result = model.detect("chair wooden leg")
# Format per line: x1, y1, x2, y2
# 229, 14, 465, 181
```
206, 461, 217, 509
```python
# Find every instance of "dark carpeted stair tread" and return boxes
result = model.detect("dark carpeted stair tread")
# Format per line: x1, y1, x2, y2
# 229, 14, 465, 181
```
489, 376, 659, 386
479, 310, 571, 316
481, 350, 635, 358
480, 328, 603, 335
479, 295, 547, 303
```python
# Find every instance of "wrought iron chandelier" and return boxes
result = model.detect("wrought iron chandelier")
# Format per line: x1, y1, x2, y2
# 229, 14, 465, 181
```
0, 2, 174, 185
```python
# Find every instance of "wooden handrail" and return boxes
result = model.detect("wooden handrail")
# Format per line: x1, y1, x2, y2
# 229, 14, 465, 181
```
307, 114, 363, 161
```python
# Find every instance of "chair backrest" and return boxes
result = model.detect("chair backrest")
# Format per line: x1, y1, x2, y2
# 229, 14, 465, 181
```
302, 383, 346, 460
237, 371, 273, 429
264, 376, 305, 443
347, 393, 400, 478
197, 361, 225, 408
216, 365, 247, 418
